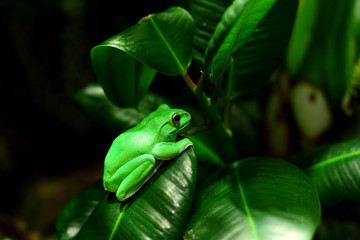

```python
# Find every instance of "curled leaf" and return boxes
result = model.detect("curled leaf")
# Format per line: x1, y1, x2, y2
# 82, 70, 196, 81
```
91, 7, 194, 107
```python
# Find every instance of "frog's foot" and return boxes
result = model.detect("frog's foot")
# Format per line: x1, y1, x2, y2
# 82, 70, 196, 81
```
153, 138, 193, 160
116, 155, 156, 201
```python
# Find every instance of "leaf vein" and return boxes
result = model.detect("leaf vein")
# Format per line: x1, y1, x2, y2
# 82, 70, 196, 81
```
234, 167, 259, 240
149, 17, 186, 75
307, 151, 360, 171
220, 0, 256, 78
109, 204, 128, 240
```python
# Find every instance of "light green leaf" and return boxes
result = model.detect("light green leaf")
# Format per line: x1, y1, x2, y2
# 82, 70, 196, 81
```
286, 0, 319, 75
184, 157, 321, 240
204, 0, 277, 85
223, 0, 298, 99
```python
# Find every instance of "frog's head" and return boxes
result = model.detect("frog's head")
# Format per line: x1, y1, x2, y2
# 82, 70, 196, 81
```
156, 104, 191, 139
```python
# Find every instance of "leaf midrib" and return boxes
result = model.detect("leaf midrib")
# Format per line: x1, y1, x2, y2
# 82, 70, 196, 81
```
149, 17, 186, 75
109, 204, 128, 240
234, 167, 259, 240
219, 0, 256, 78
307, 150, 360, 171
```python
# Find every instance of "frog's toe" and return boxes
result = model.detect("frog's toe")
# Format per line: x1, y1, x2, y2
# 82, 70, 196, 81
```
116, 190, 127, 201
103, 178, 117, 192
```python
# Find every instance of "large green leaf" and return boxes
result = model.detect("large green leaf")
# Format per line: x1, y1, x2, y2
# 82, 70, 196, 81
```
189, 0, 233, 69
204, 0, 277, 85
184, 157, 320, 240
90, 7, 194, 107
223, 0, 298, 99
76, 83, 174, 133
91, 47, 157, 108
56, 148, 197, 240
286, 0, 357, 106
56, 181, 105, 240
289, 139, 360, 217
77, 83, 146, 133
190, 131, 223, 166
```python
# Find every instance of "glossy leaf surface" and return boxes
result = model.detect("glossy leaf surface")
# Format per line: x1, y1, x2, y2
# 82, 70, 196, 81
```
56, 181, 105, 240
77, 83, 146, 132
190, 131, 223, 166
189, 0, 233, 68
91, 47, 157, 108
91, 7, 194, 107
204, 0, 277, 85
224, 0, 297, 99
184, 157, 320, 240
290, 139, 360, 216
56, 148, 197, 240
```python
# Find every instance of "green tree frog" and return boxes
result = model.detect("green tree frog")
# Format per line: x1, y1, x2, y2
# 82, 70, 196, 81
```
103, 104, 193, 201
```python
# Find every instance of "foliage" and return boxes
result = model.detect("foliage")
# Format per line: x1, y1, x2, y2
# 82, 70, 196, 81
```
57, 0, 360, 239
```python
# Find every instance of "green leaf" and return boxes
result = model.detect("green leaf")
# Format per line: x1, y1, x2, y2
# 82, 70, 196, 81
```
189, 0, 233, 69
77, 83, 146, 132
76, 83, 173, 133
224, 0, 298, 99
90, 6, 194, 107
56, 148, 197, 240
204, 0, 277, 85
286, 0, 319, 75
56, 181, 104, 240
184, 157, 320, 240
91, 47, 157, 108
190, 131, 223, 166
289, 139, 360, 216
286, 0, 357, 106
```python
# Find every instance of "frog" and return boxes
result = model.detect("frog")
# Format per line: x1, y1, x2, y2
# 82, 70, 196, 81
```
103, 104, 193, 201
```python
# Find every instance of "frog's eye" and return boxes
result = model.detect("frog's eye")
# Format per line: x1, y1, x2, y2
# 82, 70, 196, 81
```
172, 113, 181, 125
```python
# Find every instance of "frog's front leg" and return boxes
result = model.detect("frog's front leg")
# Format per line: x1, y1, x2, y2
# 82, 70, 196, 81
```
113, 154, 156, 201
153, 138, 193, 160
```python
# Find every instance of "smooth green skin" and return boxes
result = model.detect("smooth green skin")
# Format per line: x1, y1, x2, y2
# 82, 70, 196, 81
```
103, 104, 193, 201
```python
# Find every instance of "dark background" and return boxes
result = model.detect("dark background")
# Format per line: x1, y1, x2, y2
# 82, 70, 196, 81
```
0, 0, 187, 238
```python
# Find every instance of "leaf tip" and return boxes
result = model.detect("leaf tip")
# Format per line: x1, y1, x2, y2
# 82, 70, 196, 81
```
139, 14, 155, 23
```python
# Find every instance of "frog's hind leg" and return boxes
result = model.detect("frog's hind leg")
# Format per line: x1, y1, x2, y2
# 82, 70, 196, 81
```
116, 154, 156, 201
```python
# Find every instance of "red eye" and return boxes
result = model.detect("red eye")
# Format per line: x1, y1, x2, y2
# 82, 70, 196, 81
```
172, 113, 181, 125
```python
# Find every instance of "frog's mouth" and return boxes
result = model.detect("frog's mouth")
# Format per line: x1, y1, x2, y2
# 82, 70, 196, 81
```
180, 121, 190, 131
174, 121, 190, 134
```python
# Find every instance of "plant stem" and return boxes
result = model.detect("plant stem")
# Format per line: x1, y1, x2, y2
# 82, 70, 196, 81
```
182, 72, 238, 163
223, 100, 232, 132
183, 124, 209, 137
183, 72, 197, 92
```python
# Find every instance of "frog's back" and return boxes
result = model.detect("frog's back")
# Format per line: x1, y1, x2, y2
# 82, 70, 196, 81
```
103, 128, 155, 176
